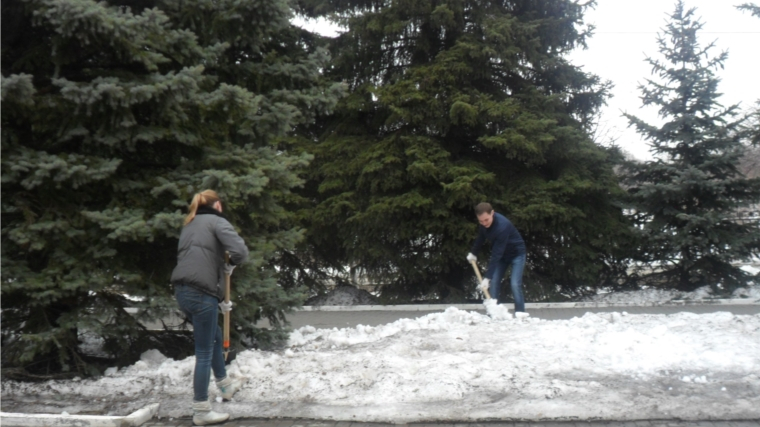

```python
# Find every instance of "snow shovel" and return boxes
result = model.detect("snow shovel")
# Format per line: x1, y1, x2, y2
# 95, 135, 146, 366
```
223, 252, 232, 362
470, 259, 492, 300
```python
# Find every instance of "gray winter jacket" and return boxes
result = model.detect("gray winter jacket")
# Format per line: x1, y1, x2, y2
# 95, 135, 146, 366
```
170, 206, 249, 300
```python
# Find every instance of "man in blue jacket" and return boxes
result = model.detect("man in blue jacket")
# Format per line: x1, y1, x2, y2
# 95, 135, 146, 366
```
467, 202, 528, 315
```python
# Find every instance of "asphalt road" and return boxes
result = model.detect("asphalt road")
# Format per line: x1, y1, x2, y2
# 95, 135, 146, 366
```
256, 304, 760, 329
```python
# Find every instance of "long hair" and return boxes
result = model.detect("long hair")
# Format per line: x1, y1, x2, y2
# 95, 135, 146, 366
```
184, 190, 221, 225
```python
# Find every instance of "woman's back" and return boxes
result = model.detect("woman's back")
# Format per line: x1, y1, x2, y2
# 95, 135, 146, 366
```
171, 206, 248, 300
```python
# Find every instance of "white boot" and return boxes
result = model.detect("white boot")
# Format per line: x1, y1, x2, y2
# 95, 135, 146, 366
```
191, 400, 229, 426
216, 376, 242, 401
514, 311, 530, 319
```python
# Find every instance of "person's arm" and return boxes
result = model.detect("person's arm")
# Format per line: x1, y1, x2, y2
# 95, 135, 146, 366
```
215, 218, 249, 266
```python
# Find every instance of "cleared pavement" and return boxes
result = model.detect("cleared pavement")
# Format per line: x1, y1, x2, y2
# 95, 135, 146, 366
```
257, 301, 760, 329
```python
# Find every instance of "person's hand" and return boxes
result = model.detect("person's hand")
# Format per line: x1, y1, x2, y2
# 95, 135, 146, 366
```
224, 263, 236, 276
478, 278, 490, 293
466, 253, 477, 263
219, 300, 233, 313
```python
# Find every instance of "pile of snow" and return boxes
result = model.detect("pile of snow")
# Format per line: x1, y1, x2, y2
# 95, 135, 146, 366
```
733, 286, 760, 299
741, 263, 760, 277
581, 284, 760, 304
483, 298, 512, 319
305, 284, 378, 306
3, 307, 759, 422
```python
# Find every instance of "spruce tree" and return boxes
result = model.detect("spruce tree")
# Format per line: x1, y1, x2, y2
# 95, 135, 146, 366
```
291, 0, 632, 301
739, 4, 760, 146
1, 0, 341, 376
750, 104, 760, 146
738, 3, 760, 18
622, 1, 760, 292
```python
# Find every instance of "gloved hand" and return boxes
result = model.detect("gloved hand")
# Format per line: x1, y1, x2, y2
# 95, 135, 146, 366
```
466, 253, 477, 263
478, 278, 490, 293
219, 300, 233, 313
224, 263, 236, 276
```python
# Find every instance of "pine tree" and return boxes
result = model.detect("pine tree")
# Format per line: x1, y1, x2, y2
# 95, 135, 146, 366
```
738, 3, 760, 18
289, 0, 633, 301
622, 1, 760, 292
1, 0, 341, 376
750, 104, 760, 146
739, 4, 760, 147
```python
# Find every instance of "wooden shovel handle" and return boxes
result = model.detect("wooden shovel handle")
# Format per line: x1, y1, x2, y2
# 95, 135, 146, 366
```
223, 252, 231, 360
470, 259, 491, 300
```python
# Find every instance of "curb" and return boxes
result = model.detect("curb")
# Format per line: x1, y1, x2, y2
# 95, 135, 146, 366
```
0, 403, 159, 427
298, 298, 760, 311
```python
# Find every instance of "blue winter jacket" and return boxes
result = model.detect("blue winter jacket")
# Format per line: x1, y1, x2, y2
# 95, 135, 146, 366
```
469, 212, 526, 280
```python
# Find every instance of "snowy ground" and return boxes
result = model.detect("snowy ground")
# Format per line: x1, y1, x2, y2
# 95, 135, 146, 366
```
305, 284, 378, 306
3, 286, 760, 422
579, 283, 760, 304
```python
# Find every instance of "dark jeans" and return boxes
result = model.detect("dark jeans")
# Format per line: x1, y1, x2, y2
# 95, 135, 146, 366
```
175, 285, 226, 402
488, 253, 526, 312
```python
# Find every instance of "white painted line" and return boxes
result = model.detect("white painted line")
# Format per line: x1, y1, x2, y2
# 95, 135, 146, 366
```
0, 403, 159, 427
297, 299, 760, 311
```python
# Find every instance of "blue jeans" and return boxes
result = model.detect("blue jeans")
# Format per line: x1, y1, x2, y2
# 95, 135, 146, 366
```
175, 285, 227, 402
489, 253, 526, 312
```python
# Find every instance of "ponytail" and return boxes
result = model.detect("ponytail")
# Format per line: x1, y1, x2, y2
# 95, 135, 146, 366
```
184, 190, 221, 225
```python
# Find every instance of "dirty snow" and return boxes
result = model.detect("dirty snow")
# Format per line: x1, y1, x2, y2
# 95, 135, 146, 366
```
733, 285, 760, 300
305, 284, 378, 306
581, 283, 760, 304
3, 294, 759, 422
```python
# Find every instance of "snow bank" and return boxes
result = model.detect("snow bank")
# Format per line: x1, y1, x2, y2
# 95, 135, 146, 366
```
733, 285, 760, 299
3, 307, 759, 422
582, 284, 760, 304
305, 284, 378, 306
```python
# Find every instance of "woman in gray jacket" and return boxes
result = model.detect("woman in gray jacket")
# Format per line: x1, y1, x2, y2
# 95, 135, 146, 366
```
171, 190, 249, 425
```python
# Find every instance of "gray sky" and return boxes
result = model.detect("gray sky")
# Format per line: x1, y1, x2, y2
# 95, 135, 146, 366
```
296, 1, 760, 160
